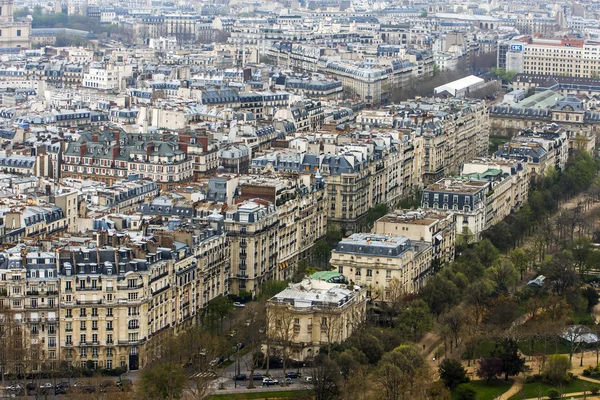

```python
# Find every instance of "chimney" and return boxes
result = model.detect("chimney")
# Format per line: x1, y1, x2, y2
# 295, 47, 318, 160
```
113, 129, 120, 142
92, 133, 98, 142
80, 143, 87, 156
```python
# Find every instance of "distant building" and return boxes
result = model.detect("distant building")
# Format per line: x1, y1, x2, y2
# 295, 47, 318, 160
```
330, 233, 434, 300
266, 279, 367, 360
434, 75, 485, 98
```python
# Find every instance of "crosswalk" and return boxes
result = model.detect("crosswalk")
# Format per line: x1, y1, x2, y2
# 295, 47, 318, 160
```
189, 371, 218, 380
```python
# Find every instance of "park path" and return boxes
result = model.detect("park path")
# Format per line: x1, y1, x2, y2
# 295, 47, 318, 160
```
497, 375, 525, 400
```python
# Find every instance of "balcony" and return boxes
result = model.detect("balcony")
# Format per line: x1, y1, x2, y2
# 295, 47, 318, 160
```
117, 283, 143, 290
76, 300, 102, 305
117, 338, 146, 346
77, 286, 102, 291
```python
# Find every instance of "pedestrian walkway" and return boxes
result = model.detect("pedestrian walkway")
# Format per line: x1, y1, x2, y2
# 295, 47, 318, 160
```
497, 376, 524, 400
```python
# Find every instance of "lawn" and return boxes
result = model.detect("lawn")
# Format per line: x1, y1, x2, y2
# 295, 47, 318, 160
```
508, 378, 600, 400
208, 390, 311, 399
466, 338, 572, 359
452, 380, 513, 400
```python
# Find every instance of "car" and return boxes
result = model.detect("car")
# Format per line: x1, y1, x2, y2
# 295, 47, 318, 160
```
25, 382, 37, 393
305, 376, 313, 382
285, 378, 293, 385
40, 383, 53, 389
80, 385, 96, 393
286, 371, 300, 379
262, 378, 278, 386
55, 382, 70, 395
6, 383, 23, 391
73, 381, 84, 387
233, 302, 245, 308
252, 373, 263, 381
232, 374, 247, 381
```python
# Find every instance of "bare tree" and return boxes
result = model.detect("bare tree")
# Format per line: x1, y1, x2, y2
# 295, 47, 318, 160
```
235, 303, 266, 389
266, 304, 298, 385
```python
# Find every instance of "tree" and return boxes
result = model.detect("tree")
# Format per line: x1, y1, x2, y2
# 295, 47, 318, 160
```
257, 280, 288, 302
454, 383, 477, 400
497, 338, 526, 381
486, 259, 518, 293
476, 357, 503, 383
266, 304, 297, 384
310, 354, 341, 400
473, 239, 500, 268
509, 248, 529, 280
582, 286, 599, 312
420, 275, 460, 319
204, 295, 234, 333
235, 304, 266, 389
396, 299, 433, 342
441, 308, 465, 352
438, 358, 469, 389
375, 362, 403, 400
140, 362, 186, 400
465, 280, 492, 325
568, 237, 595, 277
543, 251, 578, 296
382, 344, 427, 395
312, 240, 332, 269
544, 354, 571, 385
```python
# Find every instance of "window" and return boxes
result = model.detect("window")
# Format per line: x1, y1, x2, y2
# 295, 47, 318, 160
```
107, 348, 113, 357
366, 269, 373, 277
80, 308, 86, 317
107, 308, 113, 317
16, 30, 21, 37
80, 349, 87, 358
107, 334, 113, 344
65, 309, 72, 318
386, 270, 392, 279
80, 334, 86, 344
355, 268, 361, 276
106, 321, 113, 331
92, 308, 98, 317
92, 334, 98, 344
80, 321, 86, 331
92, 321, 98, 330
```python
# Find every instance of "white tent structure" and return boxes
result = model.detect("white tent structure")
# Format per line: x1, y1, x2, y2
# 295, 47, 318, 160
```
434, 75, 485, 98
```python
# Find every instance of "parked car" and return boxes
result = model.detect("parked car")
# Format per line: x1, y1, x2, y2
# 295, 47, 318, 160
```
55, 382, 70, 395
233, 302, 245, 308
233, 374, 247, 381
80, 385, 96, 394
252, 373, 263, 381
6, 383, 23, 392
40, 383, 53, 389
73, 381, 84, 387
25, 382, 36, 394
262, 378, 278, 386
305, 376, 313, 382
285, 378, 293, 385
286, 371, 300, 379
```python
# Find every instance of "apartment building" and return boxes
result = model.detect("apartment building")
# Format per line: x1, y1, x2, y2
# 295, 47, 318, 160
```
330, 233, 433, 300
395, 98, 489, 184
238, 173, 329, 280
0, 247, 60, 375
503, 37, 600, 79
225, 199, 279, 295
421, 179, 489, 240
266, 279, 367, 360
373, 209, 456, 265
493, 125, 569, 176
62, 130, 193, 189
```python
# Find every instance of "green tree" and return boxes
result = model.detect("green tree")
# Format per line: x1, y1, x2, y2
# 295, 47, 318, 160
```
140, 362, 186, 400
312, 239, 332, 269
509, 248, 529, 280
438, 358, 469, 389
497, 338, 526, 381
365, 203, 389, 229
568, 237, 595, 277
420, 274, 460, 319
465, 280, 492, 325
310, 354, 341, 400
473, 239, 500, 268
257, 280, 288, 302
454, 383, 477, 400
544, 354, 571, 385
204, 295, 234, 332
486, 259, 518, 293
543, 250, 578, 296
396, 299, 433, 342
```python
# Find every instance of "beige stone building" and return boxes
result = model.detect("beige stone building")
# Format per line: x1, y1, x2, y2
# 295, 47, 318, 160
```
0, 0, 30, 49
373, 209, 456, 265
266, 279, 367, 360
330, 233, 433, 301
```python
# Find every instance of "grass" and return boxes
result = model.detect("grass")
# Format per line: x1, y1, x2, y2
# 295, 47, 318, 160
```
451, 380, 513, 400
208, 390, 311, 399
508, 378, 600, 400
466, 338, 572, 359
